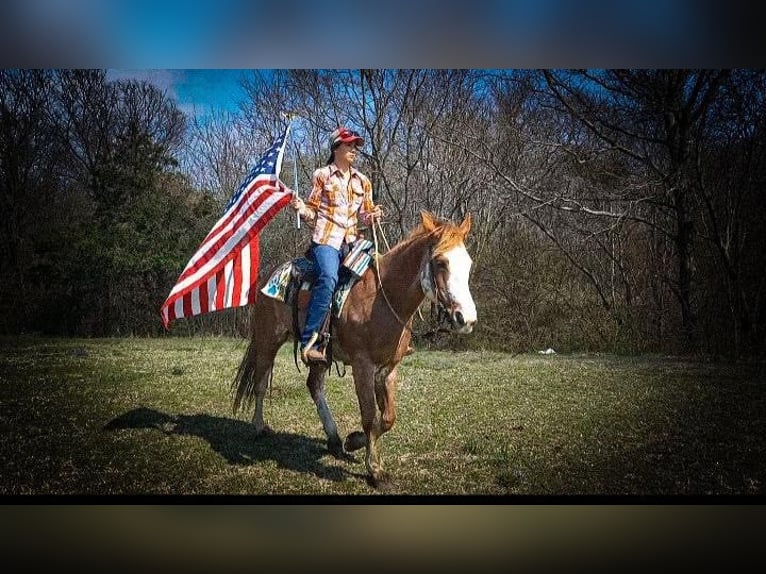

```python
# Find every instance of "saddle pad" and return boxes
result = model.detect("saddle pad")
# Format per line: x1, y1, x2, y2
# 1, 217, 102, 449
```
261, 242, 375, 316
342, 239, 374, 277
260, 260, 294, 302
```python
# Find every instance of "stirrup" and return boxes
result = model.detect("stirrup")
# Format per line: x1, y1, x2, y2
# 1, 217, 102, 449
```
301, 332, 327, 365
301, 346, 328, 365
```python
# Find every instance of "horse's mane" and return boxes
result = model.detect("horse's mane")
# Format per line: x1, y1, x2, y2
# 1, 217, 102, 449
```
397, 214, 467, 256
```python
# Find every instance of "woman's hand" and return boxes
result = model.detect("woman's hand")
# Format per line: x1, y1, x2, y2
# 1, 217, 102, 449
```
368, 205, 383, 224
291, 196, 313, 221
291, 196, 305, 212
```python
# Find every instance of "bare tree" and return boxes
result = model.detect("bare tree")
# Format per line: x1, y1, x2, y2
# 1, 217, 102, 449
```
691, 69, 766, 354
240, 70, 494, 239
537, 70, 734, 351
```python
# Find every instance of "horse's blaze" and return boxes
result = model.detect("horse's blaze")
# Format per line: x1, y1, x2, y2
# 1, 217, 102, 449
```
442, 244, 477, 332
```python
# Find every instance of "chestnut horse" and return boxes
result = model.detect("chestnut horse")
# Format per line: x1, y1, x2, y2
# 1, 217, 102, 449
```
231, 211, 477, 487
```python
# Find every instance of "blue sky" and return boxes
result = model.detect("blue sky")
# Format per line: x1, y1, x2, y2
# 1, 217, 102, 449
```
106, 69, 252, 118
6, 2, 745, 69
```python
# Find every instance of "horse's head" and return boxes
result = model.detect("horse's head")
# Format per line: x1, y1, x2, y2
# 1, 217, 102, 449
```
419, 211, 477, 334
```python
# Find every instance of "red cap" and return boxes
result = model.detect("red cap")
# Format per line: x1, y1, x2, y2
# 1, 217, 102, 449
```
330, 127, 364, 148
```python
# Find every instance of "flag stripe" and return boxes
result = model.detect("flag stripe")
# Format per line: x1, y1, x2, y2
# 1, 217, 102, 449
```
160, 127, 293, 329
206, 275, 216, 312
161, 192, 291, 315
238, 242, 249, 307
198, 178, 288, 255
244, 234, 259, 306
183, 290, 192, 320
214, 268, 221, 311
169, 189, 290, 297
174, 297, 183, 324
181, 178, 286, 279
231, 245, 243, 307
224, 259, 234, 308
191, 287, 201, 316
173, 185, 283, 288
162, 191, 288, 309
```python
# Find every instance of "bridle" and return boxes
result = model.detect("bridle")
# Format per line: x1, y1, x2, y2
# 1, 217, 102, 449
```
419, 248, 457, 317
371, 220, 454, 337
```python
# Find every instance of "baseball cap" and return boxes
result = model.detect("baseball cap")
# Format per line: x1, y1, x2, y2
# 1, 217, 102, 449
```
330, 127, 364, 149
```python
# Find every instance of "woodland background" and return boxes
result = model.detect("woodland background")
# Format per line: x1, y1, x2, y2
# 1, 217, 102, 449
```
2, 69, 765, 357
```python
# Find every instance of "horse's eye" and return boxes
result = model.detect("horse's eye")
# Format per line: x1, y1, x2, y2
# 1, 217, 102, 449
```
434, 259, 448, 270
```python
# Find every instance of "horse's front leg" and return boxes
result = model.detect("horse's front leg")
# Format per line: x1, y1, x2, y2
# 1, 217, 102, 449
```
306, 364, 345, 459
375, 365, 398, 437
350, 359, 390, 487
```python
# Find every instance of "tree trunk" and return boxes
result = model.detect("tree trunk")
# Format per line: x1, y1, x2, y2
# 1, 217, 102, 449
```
673, 187, 697, 352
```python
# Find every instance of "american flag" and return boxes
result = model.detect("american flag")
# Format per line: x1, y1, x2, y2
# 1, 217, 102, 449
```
160, 126, 293, 329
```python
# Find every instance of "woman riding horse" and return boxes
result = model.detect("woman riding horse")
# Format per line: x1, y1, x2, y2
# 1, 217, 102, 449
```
290, 127, 382, 365
233, 210, 476, 487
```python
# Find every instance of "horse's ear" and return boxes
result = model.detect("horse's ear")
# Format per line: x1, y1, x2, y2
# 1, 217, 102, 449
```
459, 213, 472, 237
421, 211, 438, 233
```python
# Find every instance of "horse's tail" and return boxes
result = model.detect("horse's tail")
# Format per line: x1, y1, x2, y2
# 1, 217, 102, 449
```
231, 337, 268, 415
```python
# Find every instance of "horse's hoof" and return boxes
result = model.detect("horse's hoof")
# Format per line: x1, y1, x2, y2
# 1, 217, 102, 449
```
368, 471, 394, 491
327, 436, 354, 461
256, 424, 275, 437
344, 431, 367, 452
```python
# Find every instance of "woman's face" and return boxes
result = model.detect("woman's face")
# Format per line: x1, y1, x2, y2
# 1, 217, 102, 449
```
337, 142, 359, 163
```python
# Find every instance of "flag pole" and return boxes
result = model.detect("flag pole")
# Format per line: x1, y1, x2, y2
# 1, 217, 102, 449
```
282, 111, 300, 230
293, 140, 300, 230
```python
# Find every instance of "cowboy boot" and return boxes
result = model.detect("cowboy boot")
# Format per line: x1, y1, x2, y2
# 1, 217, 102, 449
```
301, 345, 328, 365
300, 332, 328, 365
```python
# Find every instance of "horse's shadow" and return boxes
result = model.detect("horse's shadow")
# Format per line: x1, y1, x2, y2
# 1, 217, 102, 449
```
104, 406, 350, 483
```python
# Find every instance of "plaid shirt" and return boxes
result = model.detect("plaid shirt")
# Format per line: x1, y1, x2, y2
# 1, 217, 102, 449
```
303, 163, 376, 250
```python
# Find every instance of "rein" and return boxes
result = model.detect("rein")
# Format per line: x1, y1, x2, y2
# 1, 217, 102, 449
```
370, 219, 451, 338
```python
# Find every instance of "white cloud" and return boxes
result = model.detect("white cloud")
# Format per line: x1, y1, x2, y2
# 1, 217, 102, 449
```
104, 69, 243, 121
105, 69, 183, 102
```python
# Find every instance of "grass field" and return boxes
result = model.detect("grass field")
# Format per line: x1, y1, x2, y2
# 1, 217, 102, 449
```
1, 336, 764, 496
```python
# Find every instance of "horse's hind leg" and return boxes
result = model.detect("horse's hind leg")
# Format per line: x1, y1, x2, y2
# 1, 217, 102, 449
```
307, 365, 345, 458
251, 355, 276, 435
232, 300, 288, 435
238, 339, 281, 435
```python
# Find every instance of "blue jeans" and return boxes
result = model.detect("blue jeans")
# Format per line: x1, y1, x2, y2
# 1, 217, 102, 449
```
302, 243, 342, 348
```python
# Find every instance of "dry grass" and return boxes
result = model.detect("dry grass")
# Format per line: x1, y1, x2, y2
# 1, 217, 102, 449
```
1, 336, 764, 497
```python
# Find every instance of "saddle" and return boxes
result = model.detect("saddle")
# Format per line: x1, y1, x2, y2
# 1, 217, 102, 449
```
260, 239, 375, 368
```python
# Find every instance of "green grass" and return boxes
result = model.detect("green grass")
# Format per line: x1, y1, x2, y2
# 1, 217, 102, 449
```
1, 336, 764, 496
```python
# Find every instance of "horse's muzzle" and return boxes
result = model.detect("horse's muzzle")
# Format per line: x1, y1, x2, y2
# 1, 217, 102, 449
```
451, 310, 475, 334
